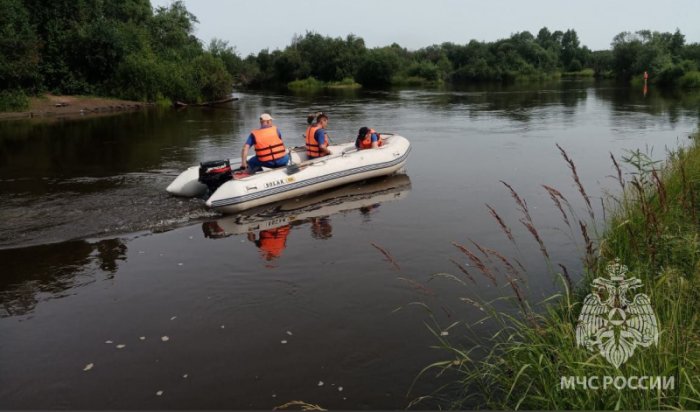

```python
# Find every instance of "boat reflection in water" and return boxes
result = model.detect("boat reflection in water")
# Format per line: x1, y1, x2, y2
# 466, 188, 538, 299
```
202, 174, 411, 263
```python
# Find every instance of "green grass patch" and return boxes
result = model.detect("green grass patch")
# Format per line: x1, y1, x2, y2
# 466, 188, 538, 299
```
288, 77, 325, 90
288, 76, 361, 90
562, 68, 595, 77
327, 77, 361, 89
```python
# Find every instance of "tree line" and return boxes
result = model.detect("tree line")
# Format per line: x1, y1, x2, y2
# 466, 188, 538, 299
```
2, 0, 699, 111
237, 28, 700, 90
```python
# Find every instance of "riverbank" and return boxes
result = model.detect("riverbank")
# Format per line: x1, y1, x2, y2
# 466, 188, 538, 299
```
0, 94, 153, 121
425, 132, 700, 410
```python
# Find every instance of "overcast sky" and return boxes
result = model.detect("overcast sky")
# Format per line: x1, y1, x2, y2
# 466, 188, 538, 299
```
150, 0, 700, 56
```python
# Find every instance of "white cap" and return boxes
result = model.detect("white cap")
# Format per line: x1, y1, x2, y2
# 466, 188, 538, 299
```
260, 113, 274, 121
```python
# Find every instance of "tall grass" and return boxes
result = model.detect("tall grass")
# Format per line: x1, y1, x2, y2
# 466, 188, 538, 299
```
416, 133, 700, 409
287, 77, 361, 90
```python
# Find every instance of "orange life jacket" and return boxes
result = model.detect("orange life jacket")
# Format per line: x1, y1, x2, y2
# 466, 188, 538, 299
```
305, 125, 327, 158
358, 129, 382, 149
252, 126, 286, 162
258, 225, 291, 260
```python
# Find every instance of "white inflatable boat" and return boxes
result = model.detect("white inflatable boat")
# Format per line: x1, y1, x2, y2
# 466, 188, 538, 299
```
166, 134, 411, 214
202, 174, 411, 237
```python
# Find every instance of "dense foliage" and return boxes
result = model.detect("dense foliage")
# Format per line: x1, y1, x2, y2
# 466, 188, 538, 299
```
611, 29, 700, 88
1, 0, 699, 111
0, 0, 232, 107
239, 28, 700, 90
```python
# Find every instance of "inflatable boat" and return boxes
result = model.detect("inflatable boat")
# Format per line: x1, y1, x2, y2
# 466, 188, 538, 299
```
166, 134, 411, 214
202, 174, 412, 238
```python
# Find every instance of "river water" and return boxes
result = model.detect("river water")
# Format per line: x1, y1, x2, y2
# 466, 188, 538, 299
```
0, 81, 698, 409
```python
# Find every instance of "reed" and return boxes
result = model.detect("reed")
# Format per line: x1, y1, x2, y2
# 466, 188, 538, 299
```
610, 152, 626, 191
486, 203, 515, 243
452, 242, 498, 286
415, 133, 700, 410
519, 218, 550, 260
449, 258, 477, 285
371, 241, 401, 271
500, 180, 532, 222
558, 263, 573, 291
542, 184, 571, 227
274, 401, 326, 411
557, 143, 595, 220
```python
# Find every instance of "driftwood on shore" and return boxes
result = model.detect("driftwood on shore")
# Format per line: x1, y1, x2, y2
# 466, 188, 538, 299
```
174, 96, 239, 108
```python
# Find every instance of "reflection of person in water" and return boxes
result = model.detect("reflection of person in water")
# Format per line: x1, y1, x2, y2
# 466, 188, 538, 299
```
309, 217, 332, 239
247, 225, 292, 261
359, 204, 381, 216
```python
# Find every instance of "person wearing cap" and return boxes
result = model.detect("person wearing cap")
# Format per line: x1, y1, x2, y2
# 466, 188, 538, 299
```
305, 112, 331, 158
241, 113, 290, 173
355, 127, 382, 149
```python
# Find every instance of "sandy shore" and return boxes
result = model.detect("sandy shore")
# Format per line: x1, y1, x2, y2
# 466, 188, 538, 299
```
0, 94, 153, 120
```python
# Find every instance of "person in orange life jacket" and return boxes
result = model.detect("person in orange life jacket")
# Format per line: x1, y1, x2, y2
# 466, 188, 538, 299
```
247, 225, 291, 261
305, 112, 331, 158
302, 111, 321, 141
240, 113, 290, 173
355, 126, 382, 149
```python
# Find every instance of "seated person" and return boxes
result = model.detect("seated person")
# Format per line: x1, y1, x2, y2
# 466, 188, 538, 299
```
241, 113, 290, 173
305, 112, 331, 158
355, 127, 383, 149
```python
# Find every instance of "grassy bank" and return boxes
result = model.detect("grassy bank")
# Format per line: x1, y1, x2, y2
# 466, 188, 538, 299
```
287, 77, 361, 90
420, 133, 700, 409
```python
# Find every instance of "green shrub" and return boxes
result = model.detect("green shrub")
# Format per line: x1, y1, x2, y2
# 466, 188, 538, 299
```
406, 61, 440, 81
656, 63, 685, 86
191, 52, 232, 101
0, 89, 29, 111
567, 58, 582, 72
112, 52, 164, 101
679, 71, 700, 89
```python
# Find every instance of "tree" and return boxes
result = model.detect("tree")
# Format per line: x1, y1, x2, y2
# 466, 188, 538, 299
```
150, 0, 201, 59
191, 53, 233, 100
0, 0, 41, 91
670, 29, 685, 57
355, 48, 400, 87
561, 29, 581, 70
103, 0, 151, 23
209, 38, 245, 80
591, 50, 614, 77
612, 31, 643, 80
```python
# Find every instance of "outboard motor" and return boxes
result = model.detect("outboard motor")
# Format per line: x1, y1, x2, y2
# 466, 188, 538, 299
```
198, 160, 233, 194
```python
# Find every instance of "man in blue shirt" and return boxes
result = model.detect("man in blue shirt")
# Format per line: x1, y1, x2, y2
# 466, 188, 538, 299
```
240, 113, 290, 173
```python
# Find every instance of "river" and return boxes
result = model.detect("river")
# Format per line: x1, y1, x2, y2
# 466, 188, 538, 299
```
0, 81, 698, 409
